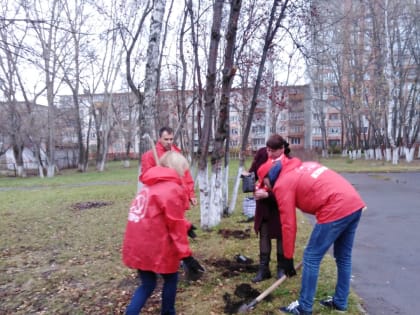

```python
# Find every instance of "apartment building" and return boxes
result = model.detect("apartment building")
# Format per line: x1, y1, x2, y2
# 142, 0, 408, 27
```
54, 84, 312, 157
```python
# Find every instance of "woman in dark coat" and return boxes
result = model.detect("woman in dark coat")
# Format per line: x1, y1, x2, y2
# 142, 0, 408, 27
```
246, 134, 290, 282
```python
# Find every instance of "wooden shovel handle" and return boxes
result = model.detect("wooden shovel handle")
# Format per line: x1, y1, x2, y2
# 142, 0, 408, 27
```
255, 261, 303, 302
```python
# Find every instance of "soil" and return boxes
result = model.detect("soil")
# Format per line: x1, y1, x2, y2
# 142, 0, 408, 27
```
218, 228, 251, 239
71, 201, 113, 210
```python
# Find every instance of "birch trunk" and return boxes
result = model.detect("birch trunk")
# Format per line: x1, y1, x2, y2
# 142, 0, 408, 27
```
197, 0, 224, 229
405, 147, 414, 163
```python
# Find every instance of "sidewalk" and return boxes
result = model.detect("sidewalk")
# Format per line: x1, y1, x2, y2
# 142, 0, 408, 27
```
342, 172, 420, 315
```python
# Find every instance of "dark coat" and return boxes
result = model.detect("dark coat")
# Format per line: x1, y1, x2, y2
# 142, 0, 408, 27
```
248, 147, 282, 239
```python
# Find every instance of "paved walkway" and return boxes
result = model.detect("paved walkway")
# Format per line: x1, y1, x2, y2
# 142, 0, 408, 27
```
342, 172, 420, 315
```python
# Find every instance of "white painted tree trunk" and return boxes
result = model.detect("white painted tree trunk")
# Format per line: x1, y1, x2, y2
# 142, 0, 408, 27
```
405, 147, 414, 163
16, 165, 25, 177
357, 149, 362, 159
392, 148, 399, 165
375, 148, 382, 160
38, 165, 44, 178
229, 166, 244, 215
385, 148, 392, 161
209, 171, 223, 227
198, 168, 211, 229
342, 150, 347, 157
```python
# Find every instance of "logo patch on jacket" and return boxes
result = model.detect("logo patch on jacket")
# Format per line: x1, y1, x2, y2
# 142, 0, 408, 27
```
128, 187, 149, 223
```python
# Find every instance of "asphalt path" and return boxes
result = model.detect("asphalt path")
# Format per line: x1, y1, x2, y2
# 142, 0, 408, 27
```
341, 172, 420, 315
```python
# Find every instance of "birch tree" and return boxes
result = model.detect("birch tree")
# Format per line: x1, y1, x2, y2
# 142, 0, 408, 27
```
209, 0, 241, 220
139, 0, 167, 147
198, 0, 223, 229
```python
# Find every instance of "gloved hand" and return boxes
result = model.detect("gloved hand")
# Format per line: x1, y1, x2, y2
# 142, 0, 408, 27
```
282, 257, 297, 277
182, 256, 205, 281
187, 224, 197, 239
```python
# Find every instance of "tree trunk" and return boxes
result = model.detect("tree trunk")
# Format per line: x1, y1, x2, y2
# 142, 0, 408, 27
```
198, 0, 224, 229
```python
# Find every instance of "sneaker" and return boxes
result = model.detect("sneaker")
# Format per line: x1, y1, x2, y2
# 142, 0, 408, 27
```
279, 300, 312, 315
319, 296, 346, 312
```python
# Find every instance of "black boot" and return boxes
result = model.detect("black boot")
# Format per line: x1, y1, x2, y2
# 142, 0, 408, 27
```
277, 254, 286, 279
252, 254, 271, 283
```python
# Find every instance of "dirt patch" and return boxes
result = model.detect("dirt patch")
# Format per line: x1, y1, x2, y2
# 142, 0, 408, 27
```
206, 255, 257, 278
71, 201, 113, 210
218, 228, 251, 239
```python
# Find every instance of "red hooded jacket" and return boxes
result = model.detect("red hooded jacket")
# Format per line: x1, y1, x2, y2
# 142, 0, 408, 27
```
140, 142, 196, 200
122, 166, 192, 273
273, 158, 365, 259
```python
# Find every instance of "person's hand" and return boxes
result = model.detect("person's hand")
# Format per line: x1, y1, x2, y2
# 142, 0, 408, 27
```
254, 188, 269, 200
187, 224, 197, 239
190, 197, 198, 206
241, 171, 250, 177
183, 256, 205, 281
282, 257, 297, 277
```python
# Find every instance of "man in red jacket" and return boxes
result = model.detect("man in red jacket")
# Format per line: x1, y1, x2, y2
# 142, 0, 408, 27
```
273, 158, 365, 315
140, 126, 197, 206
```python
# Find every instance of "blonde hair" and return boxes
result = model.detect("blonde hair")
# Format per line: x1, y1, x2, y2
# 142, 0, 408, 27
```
159, 151, 190, 177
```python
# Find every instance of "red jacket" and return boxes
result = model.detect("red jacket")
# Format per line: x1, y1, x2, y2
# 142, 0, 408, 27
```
273, 158, 366, 259
140, 142, 196, 200
122, 166, 192, 273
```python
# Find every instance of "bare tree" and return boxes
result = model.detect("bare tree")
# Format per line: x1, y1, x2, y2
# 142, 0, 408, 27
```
197, 0, 224, 229
25, 0, 70, 177
209, 0, 241, 220
0, 8, 27, 177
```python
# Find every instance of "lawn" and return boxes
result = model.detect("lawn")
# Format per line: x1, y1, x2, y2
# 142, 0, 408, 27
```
1, 157, 418, 314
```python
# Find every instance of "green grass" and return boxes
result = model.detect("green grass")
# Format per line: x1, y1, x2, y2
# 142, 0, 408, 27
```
1, 157, 418, 314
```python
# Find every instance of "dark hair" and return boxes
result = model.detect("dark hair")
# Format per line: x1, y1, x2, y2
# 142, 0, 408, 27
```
266, 134, 291, 157
159, 126, 174, 137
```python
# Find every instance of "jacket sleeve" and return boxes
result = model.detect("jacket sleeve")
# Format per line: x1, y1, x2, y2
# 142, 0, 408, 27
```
161, 188, 192, 259
139, 151, 155, 182
183, 170, 196, 200
274, 184, 297, 259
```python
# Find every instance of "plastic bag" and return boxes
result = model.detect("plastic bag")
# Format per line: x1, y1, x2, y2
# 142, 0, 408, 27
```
242, 196, 256, 218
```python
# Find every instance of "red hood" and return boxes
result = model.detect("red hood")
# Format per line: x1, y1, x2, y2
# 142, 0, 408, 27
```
141, 166, 182, 186
280, 157, 302, 175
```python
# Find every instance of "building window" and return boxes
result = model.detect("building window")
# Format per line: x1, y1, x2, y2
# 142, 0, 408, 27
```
312, 139, 323, 147
230, 128, 239, 135
312, 127, 322, 135
328, 139, 341, 147
252, 138, 265, 146
278, 126, 286, 133
328, 127, 341, 134
290, 126, 302, 133
279, 112, 287, 121
252, 125, 265, 134
329, 113, 339, 120
289, 137, 301, 145
289, 111, 304, 120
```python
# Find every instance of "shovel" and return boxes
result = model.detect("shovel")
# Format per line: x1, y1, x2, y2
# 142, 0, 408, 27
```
237, 261, 302, 313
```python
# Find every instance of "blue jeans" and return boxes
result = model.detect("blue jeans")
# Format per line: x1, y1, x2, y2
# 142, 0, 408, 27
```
126, 270, 178, 315
298, 209, 362, 312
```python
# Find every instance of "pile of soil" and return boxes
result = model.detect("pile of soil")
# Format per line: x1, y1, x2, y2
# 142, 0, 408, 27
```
71, 201, 112, 210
